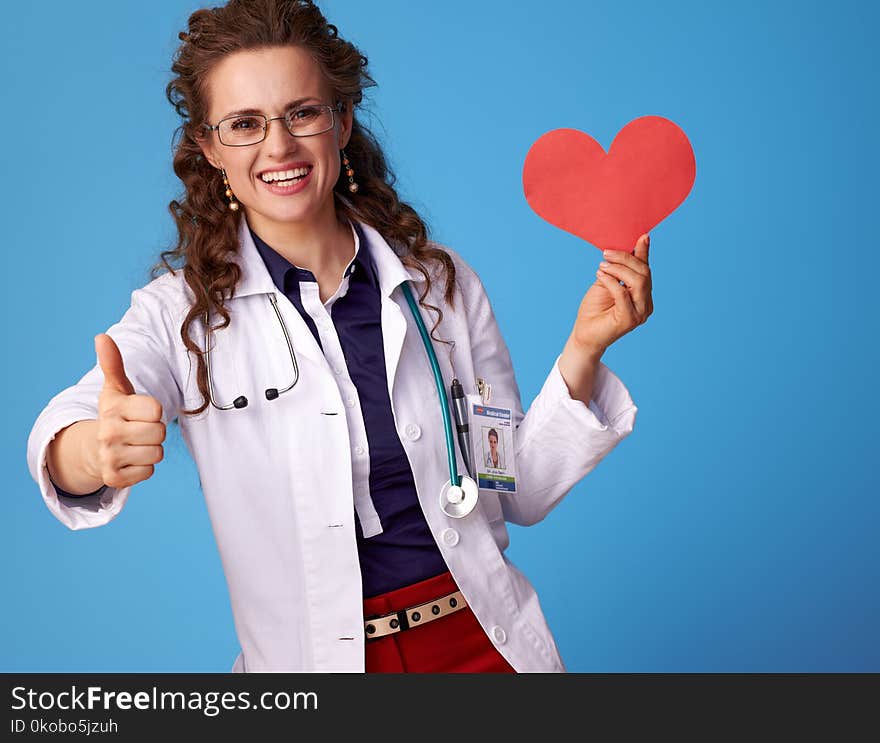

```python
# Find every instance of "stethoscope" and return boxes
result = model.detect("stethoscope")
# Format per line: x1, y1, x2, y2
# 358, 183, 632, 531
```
203, 282, 479, 518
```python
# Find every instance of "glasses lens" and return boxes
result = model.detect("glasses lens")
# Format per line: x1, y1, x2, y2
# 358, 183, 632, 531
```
286, 105, 334, 136
218, 115, 266, 146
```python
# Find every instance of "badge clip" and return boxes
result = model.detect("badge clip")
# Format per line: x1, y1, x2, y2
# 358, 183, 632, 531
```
476, 377, 492, 405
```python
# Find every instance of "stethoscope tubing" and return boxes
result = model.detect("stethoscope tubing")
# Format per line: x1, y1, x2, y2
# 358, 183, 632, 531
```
400, 282, 462, 488
204, 284, 463, 490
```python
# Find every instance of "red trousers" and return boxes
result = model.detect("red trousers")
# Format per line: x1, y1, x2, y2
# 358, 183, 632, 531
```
364, 570, 517, 673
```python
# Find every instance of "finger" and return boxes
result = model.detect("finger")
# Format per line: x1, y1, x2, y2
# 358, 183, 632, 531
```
95, 334, 135, 396
604, 237, 650, 276
117, 445, 164, 467
119, 394, 164, 423
122, 420, 167, 446
596, 269, 638, 324
599, 261, 650, 319
597, 259, 645, 290
105, 465, 155, 489
632, 233, 650, 264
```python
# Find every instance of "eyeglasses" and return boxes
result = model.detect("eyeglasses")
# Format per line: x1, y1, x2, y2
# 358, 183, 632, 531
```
204, 101, 344, 147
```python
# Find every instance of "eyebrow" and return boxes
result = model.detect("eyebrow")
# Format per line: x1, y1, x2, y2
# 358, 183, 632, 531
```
220, 97, 324, 119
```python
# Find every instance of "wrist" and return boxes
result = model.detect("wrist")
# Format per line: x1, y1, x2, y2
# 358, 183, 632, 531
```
78, 420, 103, 484
565, 334, 605, 364
558, 337, 603, 406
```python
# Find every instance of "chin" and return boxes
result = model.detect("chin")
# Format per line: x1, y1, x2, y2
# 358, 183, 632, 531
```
251, 200, 319, 226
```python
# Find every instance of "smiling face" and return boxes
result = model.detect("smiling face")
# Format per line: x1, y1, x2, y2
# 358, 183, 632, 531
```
488, 433, 498, 454
198, 45, 352, 233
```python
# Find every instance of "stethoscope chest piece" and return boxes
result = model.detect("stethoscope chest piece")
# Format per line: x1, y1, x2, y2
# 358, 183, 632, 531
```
440, 476, 479, 519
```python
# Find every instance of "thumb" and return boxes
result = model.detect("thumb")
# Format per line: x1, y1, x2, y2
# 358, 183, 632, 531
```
95, 333, 135, 395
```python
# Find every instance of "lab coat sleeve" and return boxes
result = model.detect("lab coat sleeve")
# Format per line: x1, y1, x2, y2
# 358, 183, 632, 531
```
460, 262, 638, 527
26, 278, 185, 531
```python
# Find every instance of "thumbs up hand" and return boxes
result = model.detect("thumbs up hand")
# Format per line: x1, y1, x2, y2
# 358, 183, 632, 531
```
91, 333, 166, 489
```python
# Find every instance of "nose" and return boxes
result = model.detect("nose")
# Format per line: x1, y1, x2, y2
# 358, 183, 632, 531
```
262, 116, 299, 157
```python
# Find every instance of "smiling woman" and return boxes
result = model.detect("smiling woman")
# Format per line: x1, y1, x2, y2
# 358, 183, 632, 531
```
27, 0, 646, 674
196, 46, 355, 300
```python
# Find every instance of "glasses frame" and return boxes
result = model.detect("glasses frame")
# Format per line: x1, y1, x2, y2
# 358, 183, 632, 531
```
204, 101, 345, 147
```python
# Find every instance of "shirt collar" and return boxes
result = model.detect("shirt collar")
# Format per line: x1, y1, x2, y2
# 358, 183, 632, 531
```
231, 209, 424, 300
249, 219, 379, 293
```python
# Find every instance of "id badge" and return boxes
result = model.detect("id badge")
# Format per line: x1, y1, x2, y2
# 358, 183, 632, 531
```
467, 394, 518, 493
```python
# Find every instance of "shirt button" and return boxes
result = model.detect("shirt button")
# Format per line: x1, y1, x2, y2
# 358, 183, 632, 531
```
404, 423, 422, 441
441, 528, 459, 547
346, 398, 355, 408
491, 625, 507, 645
354, 445, 365, 456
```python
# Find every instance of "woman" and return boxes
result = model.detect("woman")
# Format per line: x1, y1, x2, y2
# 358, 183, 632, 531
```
27, 0, 652, 672
486, 429, 503, 469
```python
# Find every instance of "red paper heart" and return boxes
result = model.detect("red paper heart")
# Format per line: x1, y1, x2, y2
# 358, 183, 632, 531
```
522, 116, 696, 252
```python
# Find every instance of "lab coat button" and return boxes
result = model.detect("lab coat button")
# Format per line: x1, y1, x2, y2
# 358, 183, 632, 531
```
346, 398, 355, 408
441, 528, 459, 547
491, 625, 507, 644
334, 367, 342, 375
354, 445, 365, 456
405, 423, 422, 441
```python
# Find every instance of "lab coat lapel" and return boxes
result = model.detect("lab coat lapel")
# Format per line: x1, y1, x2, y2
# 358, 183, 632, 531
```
356, 220, 427, 402
228, 216, 325, 367
228, 213, 426, 387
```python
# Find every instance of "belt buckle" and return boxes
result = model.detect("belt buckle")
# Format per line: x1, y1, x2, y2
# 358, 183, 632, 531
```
364, 589, 465, 641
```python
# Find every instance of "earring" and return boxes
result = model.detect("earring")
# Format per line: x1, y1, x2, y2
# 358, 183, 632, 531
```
221, 168, 240, 211
341, 149, 359, 193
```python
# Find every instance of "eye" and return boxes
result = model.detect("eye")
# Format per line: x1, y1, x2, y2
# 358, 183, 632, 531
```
229, 116, 262, 131
288, 106, 320, 122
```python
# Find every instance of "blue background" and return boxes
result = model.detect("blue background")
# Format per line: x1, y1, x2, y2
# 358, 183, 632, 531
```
3, 0, 877, 672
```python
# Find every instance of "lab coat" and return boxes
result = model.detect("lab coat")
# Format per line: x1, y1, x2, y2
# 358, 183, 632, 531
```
485, 451, 503, 469
27, 215, 638, 672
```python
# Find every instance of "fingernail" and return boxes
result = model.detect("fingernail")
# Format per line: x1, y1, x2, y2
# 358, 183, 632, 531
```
599, 261, 609, 269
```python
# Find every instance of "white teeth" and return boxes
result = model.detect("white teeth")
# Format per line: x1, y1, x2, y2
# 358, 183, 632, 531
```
260, 166, 311, 182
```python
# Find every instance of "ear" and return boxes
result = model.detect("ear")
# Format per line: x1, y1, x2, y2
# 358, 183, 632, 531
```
197, 131, 223, 171
337, 100, 354, 150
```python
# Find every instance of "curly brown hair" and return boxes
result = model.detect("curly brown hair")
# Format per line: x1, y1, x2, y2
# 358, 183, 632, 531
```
153, 0, 456, 416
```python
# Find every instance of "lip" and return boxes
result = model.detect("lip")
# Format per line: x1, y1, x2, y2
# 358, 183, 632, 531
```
257, 161, 312, 177
258, 164, 314, 196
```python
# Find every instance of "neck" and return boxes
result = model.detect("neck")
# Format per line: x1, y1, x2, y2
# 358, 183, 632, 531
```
244, 198, 354, 277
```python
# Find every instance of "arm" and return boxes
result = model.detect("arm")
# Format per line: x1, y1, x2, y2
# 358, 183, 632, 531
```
461, 269, 638, 527
27, 279, 185, 530
46, 420, 104, 496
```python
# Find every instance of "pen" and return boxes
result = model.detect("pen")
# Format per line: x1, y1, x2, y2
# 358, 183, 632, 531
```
450, 378, 474, 480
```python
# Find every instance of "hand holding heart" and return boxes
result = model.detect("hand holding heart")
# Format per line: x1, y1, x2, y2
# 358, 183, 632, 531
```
571, 234, 653, 355
523, 116, 695, 354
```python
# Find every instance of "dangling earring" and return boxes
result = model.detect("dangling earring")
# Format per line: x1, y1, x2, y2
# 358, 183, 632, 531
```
341, 149, 359, 193
221, 168, 240, 211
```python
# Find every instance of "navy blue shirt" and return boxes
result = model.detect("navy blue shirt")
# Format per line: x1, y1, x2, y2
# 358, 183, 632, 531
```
251, 223, 449, 598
